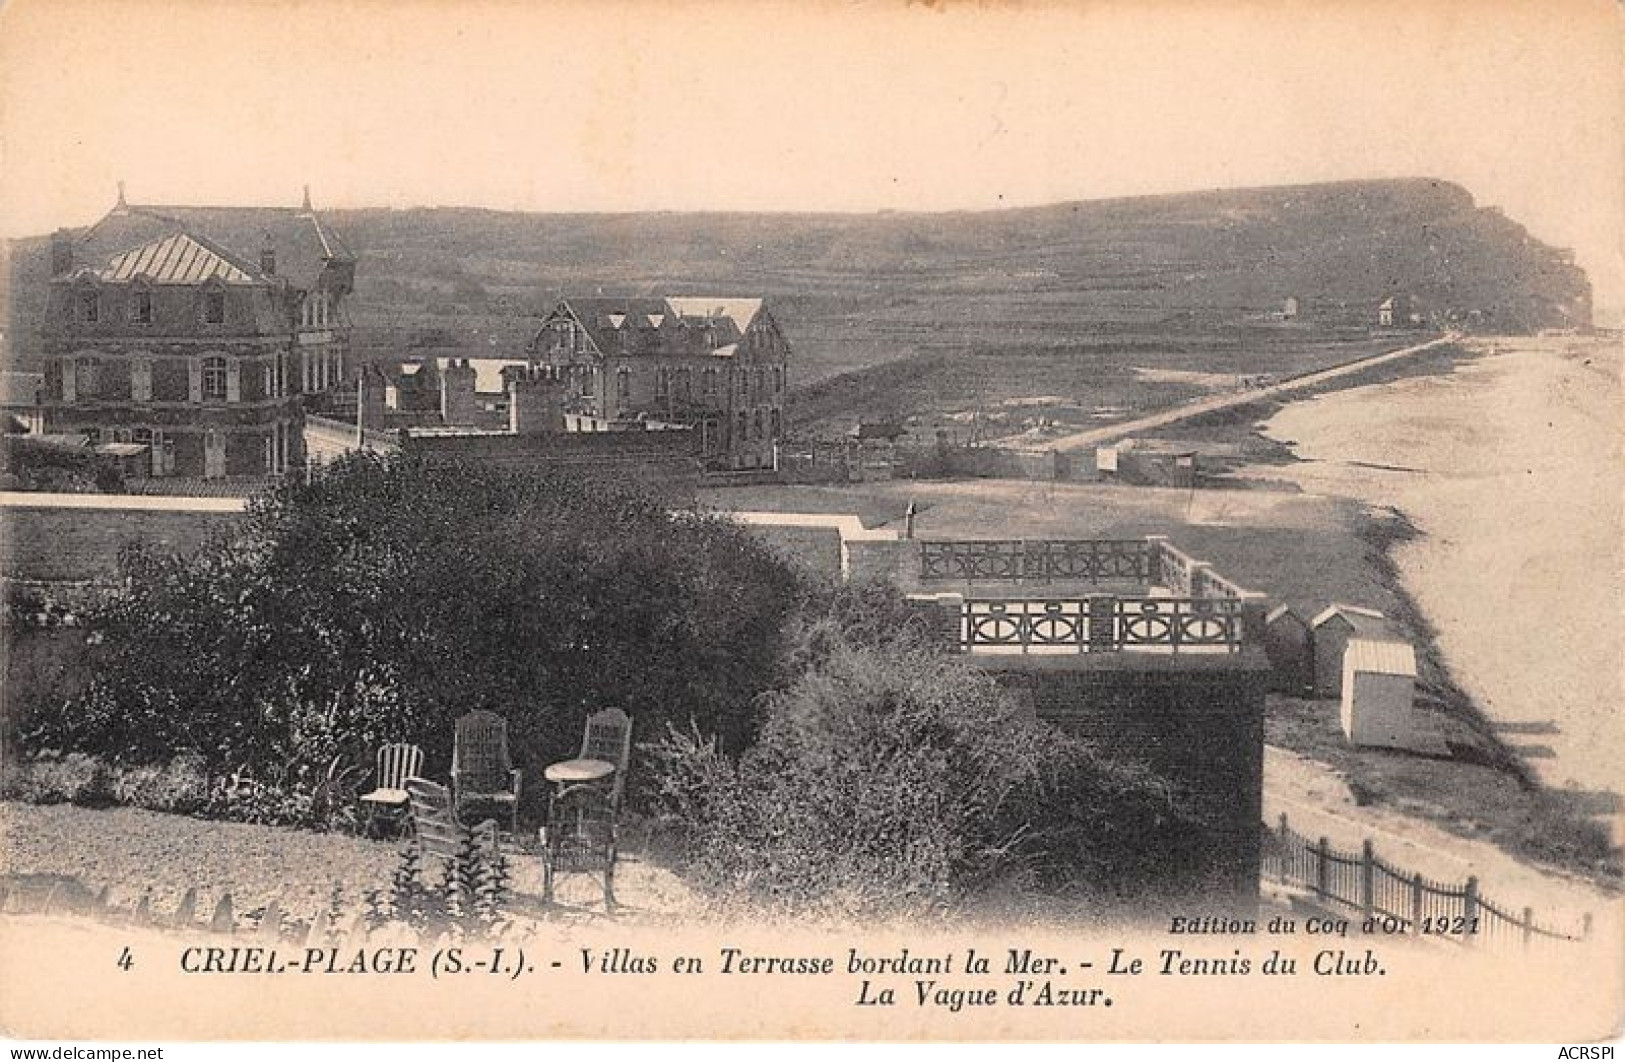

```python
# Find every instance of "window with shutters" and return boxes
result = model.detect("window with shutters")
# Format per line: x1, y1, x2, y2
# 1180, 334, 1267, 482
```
75, 357, 101, 398
131, 359, 152, 403
202, 356, 229, 401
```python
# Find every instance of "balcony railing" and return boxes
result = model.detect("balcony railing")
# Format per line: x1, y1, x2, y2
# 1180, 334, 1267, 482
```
961, 595, 1248, 655
920, 539, 1154, 583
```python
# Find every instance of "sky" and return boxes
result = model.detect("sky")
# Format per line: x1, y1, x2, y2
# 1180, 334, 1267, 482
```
2, 0, 1622, 316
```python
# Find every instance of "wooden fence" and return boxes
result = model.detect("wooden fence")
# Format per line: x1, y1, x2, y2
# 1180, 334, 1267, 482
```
1262, 815, 1592, 949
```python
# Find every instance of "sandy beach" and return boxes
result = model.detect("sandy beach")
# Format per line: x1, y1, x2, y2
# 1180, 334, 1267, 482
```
1260, 336, 1624, 814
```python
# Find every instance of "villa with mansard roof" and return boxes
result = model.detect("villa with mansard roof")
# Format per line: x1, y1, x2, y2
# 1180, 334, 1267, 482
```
38, 187, 355, 480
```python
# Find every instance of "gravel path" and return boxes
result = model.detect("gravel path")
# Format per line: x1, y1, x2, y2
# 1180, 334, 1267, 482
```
0, 801, 702, 926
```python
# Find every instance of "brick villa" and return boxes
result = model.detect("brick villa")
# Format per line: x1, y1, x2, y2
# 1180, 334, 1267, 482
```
527, 297, 789, 470
38, 187, 355, 479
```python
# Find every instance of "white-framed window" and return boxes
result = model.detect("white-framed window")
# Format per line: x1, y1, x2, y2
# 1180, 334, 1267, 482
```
202, 356, 229, 401
131, 288, 154, 325
703, 368, 718, 398
616, 367, 631, 403
654, 367, 669, 399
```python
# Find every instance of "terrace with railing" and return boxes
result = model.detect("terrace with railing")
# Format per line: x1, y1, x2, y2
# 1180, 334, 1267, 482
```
910, 535, 1268, 658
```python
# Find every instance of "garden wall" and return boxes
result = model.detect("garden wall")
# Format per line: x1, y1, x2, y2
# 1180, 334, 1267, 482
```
986, 653, 1270, 902
0, 493, 248, 583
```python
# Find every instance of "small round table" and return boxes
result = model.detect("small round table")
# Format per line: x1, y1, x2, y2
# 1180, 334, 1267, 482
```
543, 758, 615, 786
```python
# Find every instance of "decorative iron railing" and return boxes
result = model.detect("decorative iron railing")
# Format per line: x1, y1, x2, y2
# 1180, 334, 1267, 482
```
1261, 815, 1591, 949
920, 539, 1154, 583
960, 595, 1246, 654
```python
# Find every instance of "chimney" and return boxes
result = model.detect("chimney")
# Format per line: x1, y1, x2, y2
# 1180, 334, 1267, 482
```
508, 366, 564, 435
439, 358, 477, 427
50, 229, 74, 277
301, 185, 313, 212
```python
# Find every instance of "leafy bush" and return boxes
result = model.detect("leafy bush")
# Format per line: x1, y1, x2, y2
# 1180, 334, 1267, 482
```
29, 453, 805, 817
371, 832, 511, 936
649, 637, 1206, 919
106, 752, 211, 814
2, 752, 113, 806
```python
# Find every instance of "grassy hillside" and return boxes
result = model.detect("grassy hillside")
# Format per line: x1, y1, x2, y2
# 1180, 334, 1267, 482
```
5, 178, 1591, 429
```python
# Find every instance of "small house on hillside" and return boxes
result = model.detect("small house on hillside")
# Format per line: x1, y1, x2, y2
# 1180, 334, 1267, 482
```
1311, 603, 1397, 698
1378, 294, 1426, 329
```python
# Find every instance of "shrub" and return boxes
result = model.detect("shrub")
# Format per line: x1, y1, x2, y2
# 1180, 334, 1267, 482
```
372, 833, 511, 936
3, 752, 113, 806
649, 637, 1205, 919
106, 752, 210, 814
35, 453, 805, 816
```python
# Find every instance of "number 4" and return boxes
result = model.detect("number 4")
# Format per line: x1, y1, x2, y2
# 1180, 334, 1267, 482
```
116, 946, 134, 970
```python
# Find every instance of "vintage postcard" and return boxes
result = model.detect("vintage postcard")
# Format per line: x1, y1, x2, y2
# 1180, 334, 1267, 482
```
0, 0, 1621, 1049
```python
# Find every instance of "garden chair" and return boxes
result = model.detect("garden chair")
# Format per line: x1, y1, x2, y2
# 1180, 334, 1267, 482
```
579, 707, 633, 808
451, 710, 522, 837
358, 742, 423, 838
541, 781, 618, 911
404, 776, 500, 871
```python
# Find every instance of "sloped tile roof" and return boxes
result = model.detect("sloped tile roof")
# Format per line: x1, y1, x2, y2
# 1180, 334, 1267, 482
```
543, 296, 766, 358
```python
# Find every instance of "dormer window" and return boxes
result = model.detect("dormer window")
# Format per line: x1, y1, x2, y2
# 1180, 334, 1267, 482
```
79, 288, 100, 323
132, 289, 154, 325
203, 290, 225, 325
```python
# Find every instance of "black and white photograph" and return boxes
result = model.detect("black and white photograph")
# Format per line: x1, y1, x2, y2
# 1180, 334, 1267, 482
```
0, 0, 1620, 1048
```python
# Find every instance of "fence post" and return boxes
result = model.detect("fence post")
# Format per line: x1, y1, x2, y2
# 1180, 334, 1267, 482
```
210, 893, 235, 934
1463, 877, 1480, 942
1522, 907, 1534, 949
1087, 596, 1118, 653
1278, 813, 1289, 840
1410, 872, 1424, 932
1315, 837, 1330, 901
1360, 840, 1375, 919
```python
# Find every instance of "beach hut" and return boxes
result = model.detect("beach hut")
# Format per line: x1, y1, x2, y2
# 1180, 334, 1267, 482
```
1264, 605, 1314, 695
1310, 603, 1395, 698
1341, 638, 1417, 749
